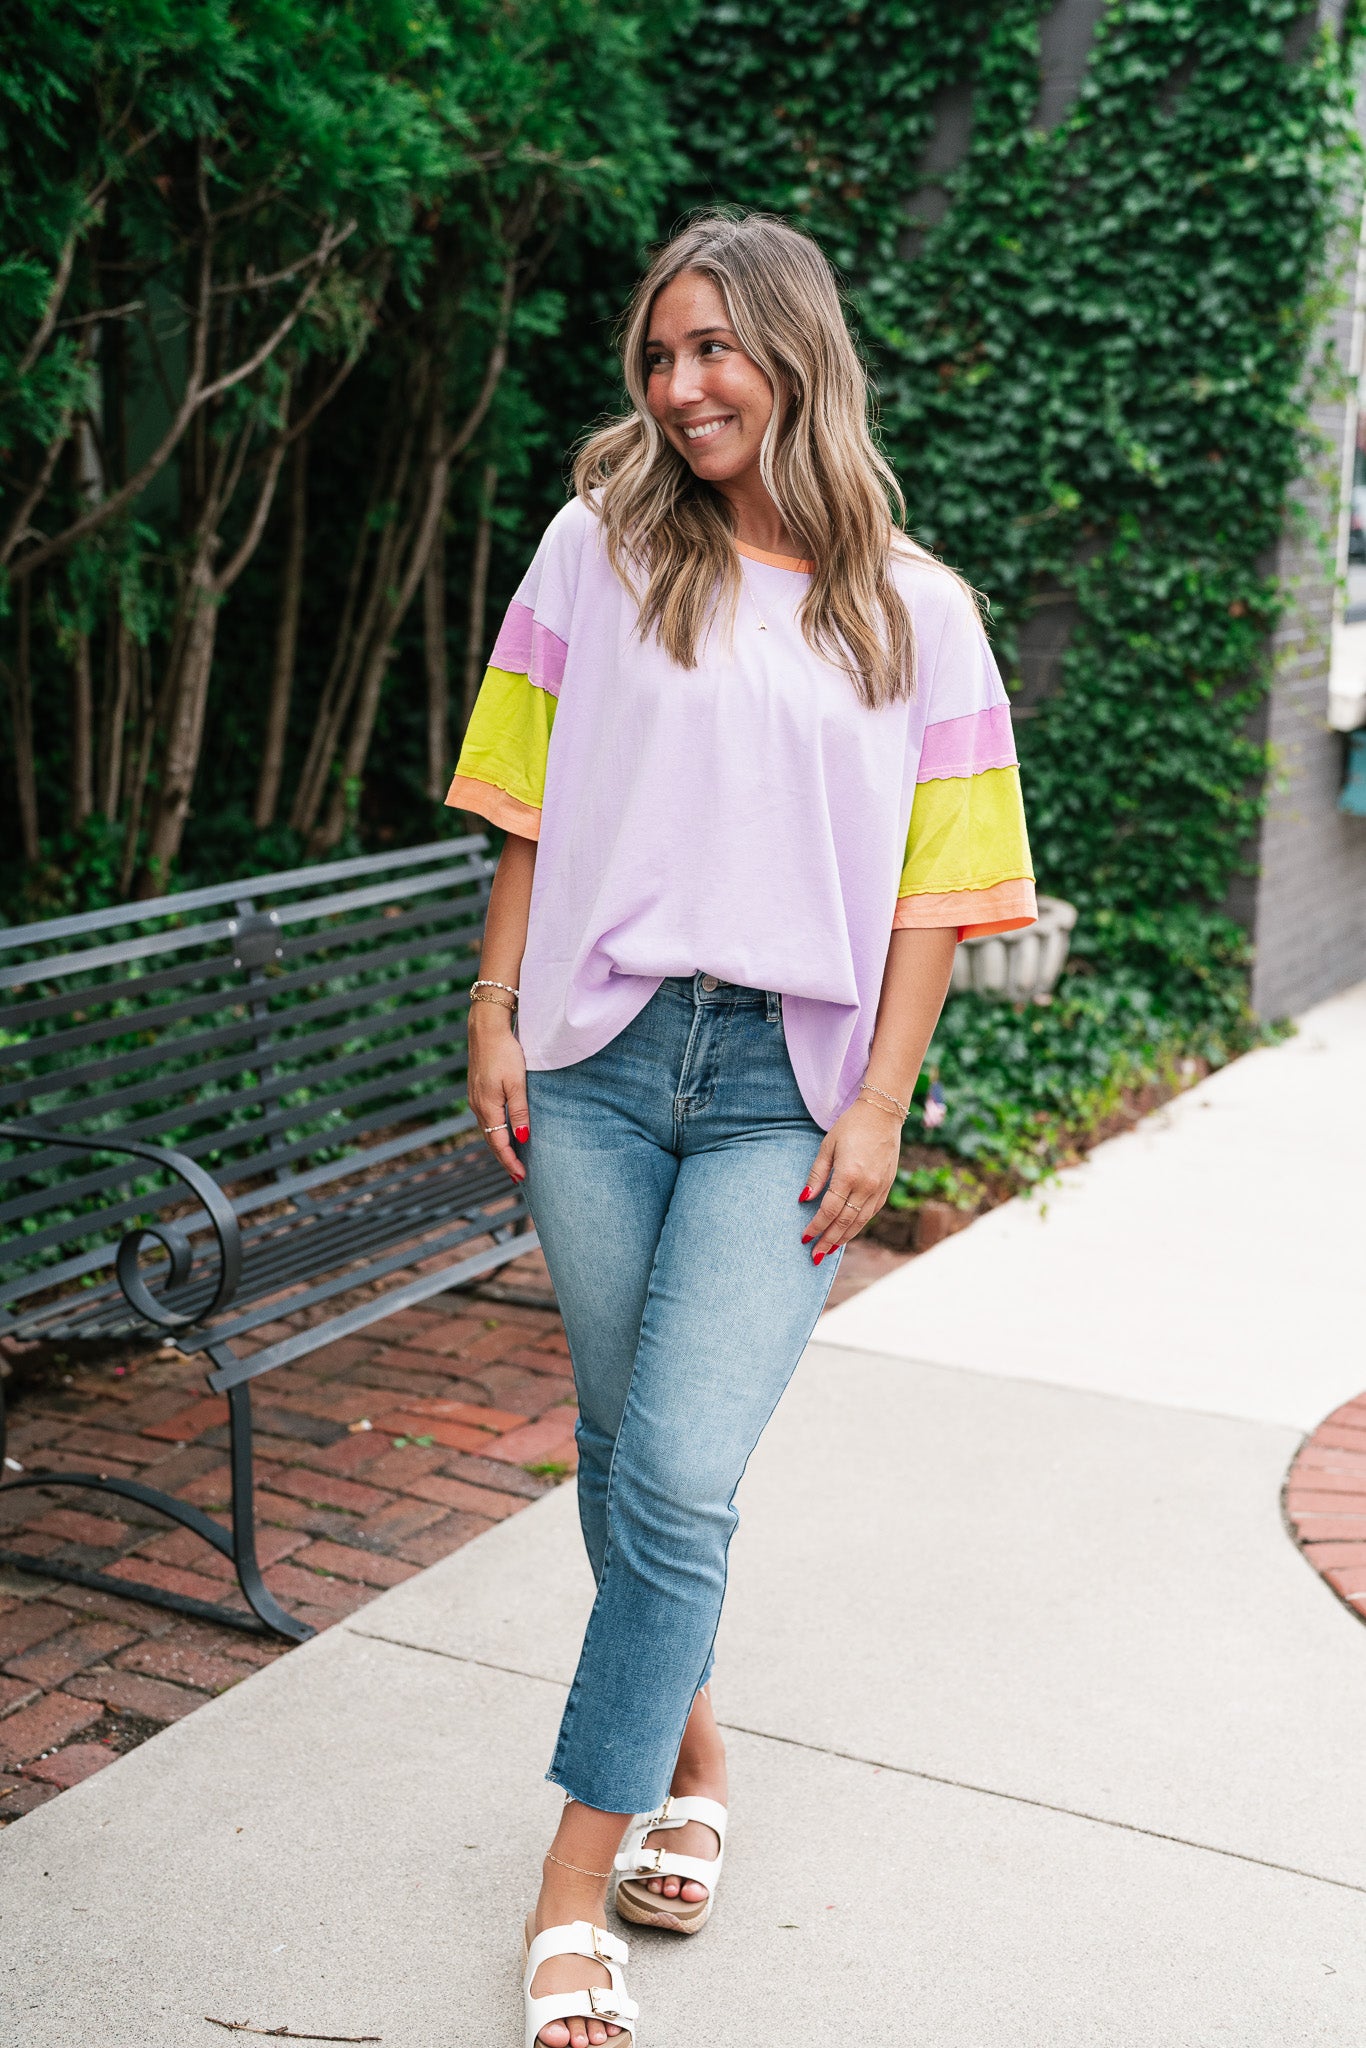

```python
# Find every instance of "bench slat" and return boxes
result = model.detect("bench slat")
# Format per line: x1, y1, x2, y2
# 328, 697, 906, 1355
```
205, 1233, 538, 1393
7, 982, 473, 1130
0, 835, 489, 951
0, 1044, 476, 1238
0, 910, 487, 1077
13, 1145, 515, 1346
0, 1111, 482, 1323
0, 852, 492, 994
0, 886, 489, 1034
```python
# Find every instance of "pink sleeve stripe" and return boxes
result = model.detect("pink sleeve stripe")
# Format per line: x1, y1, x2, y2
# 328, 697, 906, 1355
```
489, 599, 568, 698
916, 703, 1016, 783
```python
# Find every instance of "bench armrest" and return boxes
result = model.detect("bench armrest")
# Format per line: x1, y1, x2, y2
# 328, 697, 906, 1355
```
0, 1121, 243, 1332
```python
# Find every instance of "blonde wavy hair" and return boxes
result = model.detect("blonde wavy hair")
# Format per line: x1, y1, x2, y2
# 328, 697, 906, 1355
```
573, 211, 940, 708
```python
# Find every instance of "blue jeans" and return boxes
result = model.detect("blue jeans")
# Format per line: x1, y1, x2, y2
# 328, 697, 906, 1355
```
523, 973, 840, 1816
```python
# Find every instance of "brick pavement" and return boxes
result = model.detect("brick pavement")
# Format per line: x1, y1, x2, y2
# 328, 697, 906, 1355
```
1284, 1395, 1366, 1618
0, 1237, 895, 1827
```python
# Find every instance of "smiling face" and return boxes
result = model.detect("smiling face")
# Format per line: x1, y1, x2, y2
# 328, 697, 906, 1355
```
642, 269, 778, 488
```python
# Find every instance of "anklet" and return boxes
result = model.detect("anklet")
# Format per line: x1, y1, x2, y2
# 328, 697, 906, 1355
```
544, 1849, 614, 1879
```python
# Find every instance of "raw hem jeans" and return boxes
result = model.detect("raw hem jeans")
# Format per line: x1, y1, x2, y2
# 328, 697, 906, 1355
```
524, 973, 840, 1817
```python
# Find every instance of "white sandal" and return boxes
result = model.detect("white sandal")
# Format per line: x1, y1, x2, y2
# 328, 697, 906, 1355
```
613, 1795, 728, 1935
522, 1917, 639, 2048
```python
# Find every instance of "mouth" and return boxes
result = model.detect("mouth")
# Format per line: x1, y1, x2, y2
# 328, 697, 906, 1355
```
678, 415, 735, 443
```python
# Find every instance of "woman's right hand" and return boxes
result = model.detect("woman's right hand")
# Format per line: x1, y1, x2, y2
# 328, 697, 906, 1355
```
468, 1002, 530, 1184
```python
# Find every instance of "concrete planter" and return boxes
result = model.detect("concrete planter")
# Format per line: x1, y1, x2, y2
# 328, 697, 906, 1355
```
950, 894, 1078, 1002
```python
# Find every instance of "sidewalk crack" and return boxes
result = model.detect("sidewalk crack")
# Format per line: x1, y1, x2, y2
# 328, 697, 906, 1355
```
347, 1625, 1366, 1898
720, 1718, 1366, 1898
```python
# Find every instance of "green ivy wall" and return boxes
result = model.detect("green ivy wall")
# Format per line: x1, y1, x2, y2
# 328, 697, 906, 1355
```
651, 0, 1365, 1029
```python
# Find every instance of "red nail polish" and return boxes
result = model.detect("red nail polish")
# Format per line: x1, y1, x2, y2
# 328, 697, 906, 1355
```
812, 1249, 824, 1264
514, 1125, 530, 1143
799, 1185, 812, 1202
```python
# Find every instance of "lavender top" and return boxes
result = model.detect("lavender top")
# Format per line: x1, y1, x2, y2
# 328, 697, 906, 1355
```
449, 497, 1034, 1130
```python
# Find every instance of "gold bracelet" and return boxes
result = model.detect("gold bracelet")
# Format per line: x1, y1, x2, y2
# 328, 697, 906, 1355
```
858, 1081, 909, 1118
469, 988, 517, 1012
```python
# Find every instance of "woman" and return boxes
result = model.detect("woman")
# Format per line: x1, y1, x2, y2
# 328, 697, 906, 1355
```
448, 211, 1035, 2048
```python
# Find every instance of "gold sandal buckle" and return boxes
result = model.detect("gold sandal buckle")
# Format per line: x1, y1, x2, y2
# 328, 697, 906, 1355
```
589, 1989, 622, 2019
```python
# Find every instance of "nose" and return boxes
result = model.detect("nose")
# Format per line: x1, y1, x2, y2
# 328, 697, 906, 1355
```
663, 353, 706, 412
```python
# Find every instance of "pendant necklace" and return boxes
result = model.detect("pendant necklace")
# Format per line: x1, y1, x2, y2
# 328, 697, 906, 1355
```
740, 564, 769, 632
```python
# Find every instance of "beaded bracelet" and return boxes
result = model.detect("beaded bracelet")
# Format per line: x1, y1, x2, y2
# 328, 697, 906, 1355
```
471, 978, 520, 1000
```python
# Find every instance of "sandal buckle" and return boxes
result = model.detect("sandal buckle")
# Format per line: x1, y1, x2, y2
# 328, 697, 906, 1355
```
636, 1847, 665, 1873
589, 1989, 622, 2019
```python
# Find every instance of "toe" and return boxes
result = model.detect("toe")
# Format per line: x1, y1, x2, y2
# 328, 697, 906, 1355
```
537, 2026, 571, 2048
647, 1876, 663, 1894
589, 2026, 607, 2046
680, 1879, 708, 1902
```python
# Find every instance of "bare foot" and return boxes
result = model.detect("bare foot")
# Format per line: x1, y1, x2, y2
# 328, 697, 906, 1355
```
642, 1684, 727, 1908
641, 1808, 720, 1906
531, 1857, 631, 2048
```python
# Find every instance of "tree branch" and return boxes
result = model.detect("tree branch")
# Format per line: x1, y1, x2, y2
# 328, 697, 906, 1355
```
5, 210, 351, 581
281, 344, 362, 448
197, 223, 351, 405
15, 225, 82, 379
12, 122, 162, 378
210, 223, 356, 297
214, 425, 290, 593
443, 259, 517, 465
3, 229, 214, 576
0, 337, 94, 563
55, 298, 145, 331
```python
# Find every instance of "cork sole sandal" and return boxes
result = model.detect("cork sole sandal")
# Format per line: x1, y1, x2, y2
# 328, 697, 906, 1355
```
522, 1916, 638, 2048
612, 1796, 727, 1935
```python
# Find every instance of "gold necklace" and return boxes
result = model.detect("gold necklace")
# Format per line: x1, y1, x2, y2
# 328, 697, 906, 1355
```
739, 563, 769, 632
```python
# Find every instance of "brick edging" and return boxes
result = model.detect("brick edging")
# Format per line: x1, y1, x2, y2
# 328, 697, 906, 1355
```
1283, 1397, 1366, 1619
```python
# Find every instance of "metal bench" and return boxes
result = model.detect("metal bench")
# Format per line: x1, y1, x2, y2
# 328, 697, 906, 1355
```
0, 835, 536, 1642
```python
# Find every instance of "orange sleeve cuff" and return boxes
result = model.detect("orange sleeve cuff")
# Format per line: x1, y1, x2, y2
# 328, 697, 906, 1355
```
444, 774, 541, 841
893, 876, 1037, 941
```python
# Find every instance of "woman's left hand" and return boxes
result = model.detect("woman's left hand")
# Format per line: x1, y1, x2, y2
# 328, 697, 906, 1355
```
800, 1098, 904, 1263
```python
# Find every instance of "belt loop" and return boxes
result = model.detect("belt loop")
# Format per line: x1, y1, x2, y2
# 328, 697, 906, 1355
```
766, 989, 780, 1024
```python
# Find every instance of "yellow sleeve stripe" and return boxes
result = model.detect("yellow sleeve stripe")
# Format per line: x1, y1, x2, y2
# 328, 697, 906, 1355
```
898, 764, 1034, 899
448, 666, 556, 817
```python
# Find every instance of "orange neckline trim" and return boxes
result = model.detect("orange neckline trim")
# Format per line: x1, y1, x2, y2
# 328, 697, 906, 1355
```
735, 539, 815, 573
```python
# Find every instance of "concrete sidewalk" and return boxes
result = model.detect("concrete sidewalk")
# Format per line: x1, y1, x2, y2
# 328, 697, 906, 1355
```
3, 985, 1366, 2043
822, 976, 1366, 1431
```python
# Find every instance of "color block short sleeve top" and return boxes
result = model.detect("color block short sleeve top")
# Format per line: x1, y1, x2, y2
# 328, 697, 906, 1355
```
447, 497, 1035, 1130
